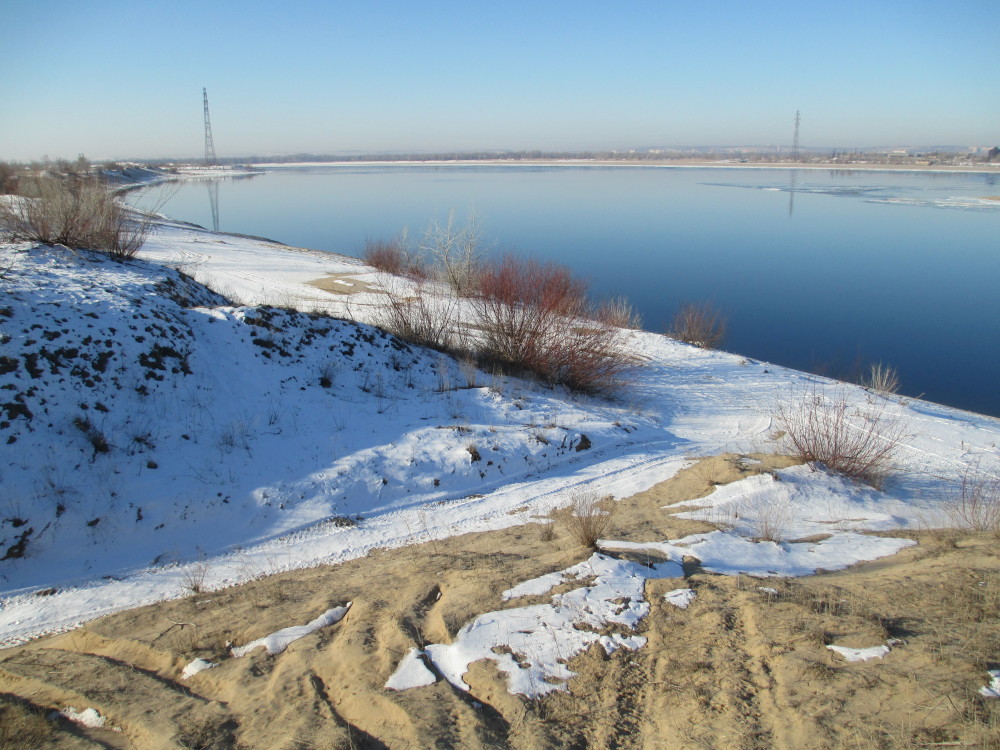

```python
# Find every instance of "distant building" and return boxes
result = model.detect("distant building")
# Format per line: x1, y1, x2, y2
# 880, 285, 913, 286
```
988, 146, 1000, 162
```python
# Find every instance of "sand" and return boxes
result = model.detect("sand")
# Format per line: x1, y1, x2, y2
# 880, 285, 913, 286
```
307, 273, 378, 296
1, 454, 997, 749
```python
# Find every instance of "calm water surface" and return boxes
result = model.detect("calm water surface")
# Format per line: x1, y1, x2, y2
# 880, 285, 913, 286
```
135, 165, 1000, 417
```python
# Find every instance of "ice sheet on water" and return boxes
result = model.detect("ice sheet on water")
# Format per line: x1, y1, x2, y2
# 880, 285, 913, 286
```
703, 181, 888, 198
866, 196, 1000, 211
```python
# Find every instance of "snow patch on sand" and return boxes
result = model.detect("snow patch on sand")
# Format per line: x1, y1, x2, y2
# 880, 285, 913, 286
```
827, 644, 891, 662
387, 553, 681, 696
664, 588, 696, 609
231, 603, 350, 656
181, 658, 218, 679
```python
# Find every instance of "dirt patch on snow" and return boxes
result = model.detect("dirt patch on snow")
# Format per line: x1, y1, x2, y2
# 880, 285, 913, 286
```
1, 454, 997, 749
307, 273, 377, 295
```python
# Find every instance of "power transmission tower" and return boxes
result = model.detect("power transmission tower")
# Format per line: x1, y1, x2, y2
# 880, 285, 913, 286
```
792, 110, 801, 161
203, 88, 218, 166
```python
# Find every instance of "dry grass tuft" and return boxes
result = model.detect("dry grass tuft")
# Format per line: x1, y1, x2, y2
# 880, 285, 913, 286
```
945, 461, 1000, 535
595, 296, 643, 330
182, 562, 209, 594
564, 494, 616, 549
668, 301, 727, 349
860, 361, 900, 396
748, 499, 792, 543
0, 697, 51, 750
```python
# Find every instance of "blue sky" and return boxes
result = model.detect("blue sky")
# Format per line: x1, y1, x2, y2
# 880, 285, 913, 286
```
2, 0, 998, 161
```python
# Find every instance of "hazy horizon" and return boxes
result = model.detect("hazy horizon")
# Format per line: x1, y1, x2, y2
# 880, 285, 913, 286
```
2, 0, 998, 162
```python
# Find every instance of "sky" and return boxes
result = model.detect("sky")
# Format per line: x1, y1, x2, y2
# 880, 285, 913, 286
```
1, 0, 998, 161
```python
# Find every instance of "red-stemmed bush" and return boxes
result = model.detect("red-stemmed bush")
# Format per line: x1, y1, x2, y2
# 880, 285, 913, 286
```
361, 240, 410, 276
471, 255, 634, 393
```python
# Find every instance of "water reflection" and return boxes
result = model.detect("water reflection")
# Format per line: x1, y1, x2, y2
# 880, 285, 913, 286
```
207, 181, 220, 232
201, 173, 263, 232
788, 170, 798, 217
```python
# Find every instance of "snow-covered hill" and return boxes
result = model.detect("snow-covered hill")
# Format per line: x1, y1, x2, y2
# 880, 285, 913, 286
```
1, 223, 998, 646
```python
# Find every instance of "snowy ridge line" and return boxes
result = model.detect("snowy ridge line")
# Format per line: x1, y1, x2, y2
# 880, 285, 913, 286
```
258, 443, 689, 559
275, 437, 683, 532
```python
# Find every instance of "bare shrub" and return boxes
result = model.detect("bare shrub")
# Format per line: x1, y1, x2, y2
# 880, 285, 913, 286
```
471, 254, 634, 393
669, 301, 727, 349
945, 461, 1000, 534
182, 562, 209, 594
419, 211, 487, 295
0, 176, 150, 259
0, 161, 23, 195
775, 385, 909, 490
564, 494, 616, 549
538, 316, 636, 394
473, 254, 585, 363
374, 275, 460, 351
861, 362, 900, 396
362, 237, 405, 274
362, 236, 424, 277
595, 296, 643, 330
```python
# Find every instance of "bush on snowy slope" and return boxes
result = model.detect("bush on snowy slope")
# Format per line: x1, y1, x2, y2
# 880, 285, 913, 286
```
373, 248, 639, 394
0, 161, 24, 195
0, 176, 150, 259
668, 300, 727, 349
775, 384, 909, 490
472, 254, 637, 393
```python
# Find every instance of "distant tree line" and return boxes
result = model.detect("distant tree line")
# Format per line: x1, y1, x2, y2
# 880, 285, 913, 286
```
2, 144, 995, 188
143, 147, 995, 168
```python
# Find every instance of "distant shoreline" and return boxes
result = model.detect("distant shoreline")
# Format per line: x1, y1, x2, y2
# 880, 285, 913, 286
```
251, 158, 1000, 175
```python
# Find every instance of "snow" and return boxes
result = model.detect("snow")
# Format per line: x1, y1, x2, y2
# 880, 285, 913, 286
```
384, 648, 438, 690
670, 465, 926, 536
664, 588, 696, 609
602, 529, 914, 578
55, 707, 108, 729
231, 603, 351, 656
980, 670, 1000, 698
181, 658, 218, 679
2, 212, 1000, 652
826, 644, 891, 662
